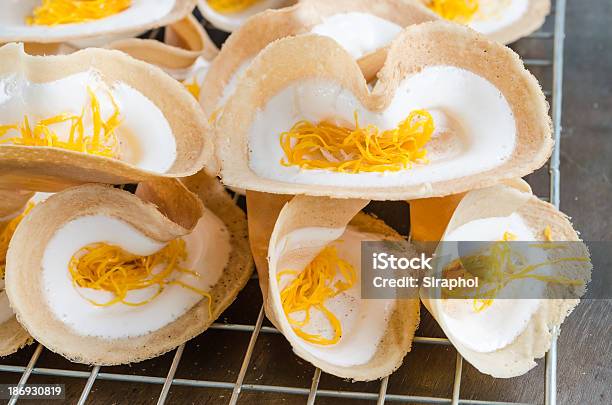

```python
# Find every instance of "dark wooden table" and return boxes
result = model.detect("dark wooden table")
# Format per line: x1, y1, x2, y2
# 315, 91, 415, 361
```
1, 1, 610, 404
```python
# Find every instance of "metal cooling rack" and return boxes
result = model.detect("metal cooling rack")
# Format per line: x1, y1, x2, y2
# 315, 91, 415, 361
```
0, 0, 569, 403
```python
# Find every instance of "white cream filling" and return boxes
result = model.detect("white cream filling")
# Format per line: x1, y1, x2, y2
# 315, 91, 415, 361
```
0, 70, 177, 173
0, 0, 175, 39
28, 192, 54, 205
469, 0, 529, 35
197, 0, 287, 32
272, 226, 394, 367
310, 12, 403, 59
217, 60, 251, 110
216, 13, 400, 111
436, 213, 549, 353
168, 56, 211, 82
248, 65, 516, 188
41, 212, 231, 339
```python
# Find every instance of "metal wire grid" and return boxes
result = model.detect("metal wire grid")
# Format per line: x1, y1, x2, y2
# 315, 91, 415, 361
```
0, 1, 568, 403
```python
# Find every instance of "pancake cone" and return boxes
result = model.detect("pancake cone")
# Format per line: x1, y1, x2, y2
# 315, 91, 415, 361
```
420, 184, 591, 378
249, 195, 420, 380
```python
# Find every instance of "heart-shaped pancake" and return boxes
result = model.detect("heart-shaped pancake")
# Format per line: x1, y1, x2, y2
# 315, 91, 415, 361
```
215, 22, 552, 200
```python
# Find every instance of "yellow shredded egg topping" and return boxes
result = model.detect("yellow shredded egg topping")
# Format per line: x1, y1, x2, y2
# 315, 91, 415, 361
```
26, 0, 131, 26
208, 108, 222, 125
0, 88, 120, 158
207, 0, 262, 14
427, 0, 479, 24
183, 80, 201, 100
443, 231, 588, 312
68, 240, 213, 317
0, 203, 35, 280
280, 110, 434, 173
278, 246, 356, 346
543, 225, 553, 242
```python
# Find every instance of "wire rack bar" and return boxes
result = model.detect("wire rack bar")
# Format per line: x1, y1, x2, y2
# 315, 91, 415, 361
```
228, 305, 265, 404
211, 322, 453, 345
156, 344, 185, 405
8, 343, 43, 405
209, 322, 280, 334
545, 0, 568, 404
306, 368, 321, 405
76, 365, 99, 405
451, 353, 463, 405
525, 32, 554, 39
549, 0, 567, 210
0, 343, 533, 405
211, 322, 454, 344
524, 59, 553, 67
378, 376, 390, 405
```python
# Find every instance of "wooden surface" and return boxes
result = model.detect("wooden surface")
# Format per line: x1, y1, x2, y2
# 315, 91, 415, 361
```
1, 1, 611, 404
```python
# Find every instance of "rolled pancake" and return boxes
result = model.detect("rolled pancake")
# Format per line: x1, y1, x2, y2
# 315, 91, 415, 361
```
421, 184, 591, 378
251, 195, 420, 380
